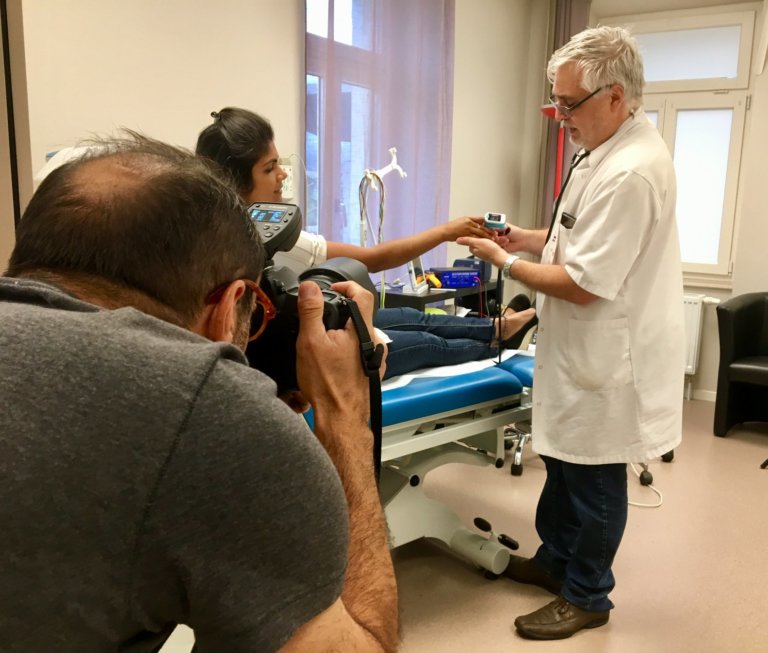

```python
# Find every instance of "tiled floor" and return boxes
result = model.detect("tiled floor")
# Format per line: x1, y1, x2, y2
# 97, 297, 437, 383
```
161, 400, 768, 652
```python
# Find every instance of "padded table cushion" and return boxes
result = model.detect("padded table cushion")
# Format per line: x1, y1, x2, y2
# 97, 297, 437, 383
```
498, 353, 535, 387
306, 352, 535, 429
381, 365, 523, 427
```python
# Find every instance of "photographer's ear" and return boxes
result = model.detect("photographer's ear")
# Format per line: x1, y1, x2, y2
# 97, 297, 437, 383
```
194, 281, 248, 344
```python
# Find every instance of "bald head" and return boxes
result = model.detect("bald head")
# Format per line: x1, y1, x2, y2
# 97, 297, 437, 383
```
7, 133, 265, 326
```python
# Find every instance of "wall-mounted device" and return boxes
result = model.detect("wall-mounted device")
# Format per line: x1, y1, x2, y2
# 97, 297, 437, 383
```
279, 158, 295, 201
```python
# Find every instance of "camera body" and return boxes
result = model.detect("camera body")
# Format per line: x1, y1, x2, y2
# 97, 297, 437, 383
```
245, 202, 377, 392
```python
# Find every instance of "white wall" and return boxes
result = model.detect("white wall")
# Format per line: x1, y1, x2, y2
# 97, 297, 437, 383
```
448, 0, 551, 299
1, 0, 32, 271
20, 0, 305, 193
18, 0, 549, 302
1, 32, 15, 271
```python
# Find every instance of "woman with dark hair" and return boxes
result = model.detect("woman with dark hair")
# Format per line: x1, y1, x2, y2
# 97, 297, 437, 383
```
196, 107, 535, 380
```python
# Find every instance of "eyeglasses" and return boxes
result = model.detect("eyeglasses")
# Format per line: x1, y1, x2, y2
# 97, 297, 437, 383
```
549, 85, 608, 118
205, 279, 277, 342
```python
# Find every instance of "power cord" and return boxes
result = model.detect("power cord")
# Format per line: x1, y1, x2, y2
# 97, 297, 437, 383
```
628, 462, 664, 508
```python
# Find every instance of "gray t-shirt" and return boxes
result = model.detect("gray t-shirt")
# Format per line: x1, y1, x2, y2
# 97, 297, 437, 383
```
0, 278, 348, 652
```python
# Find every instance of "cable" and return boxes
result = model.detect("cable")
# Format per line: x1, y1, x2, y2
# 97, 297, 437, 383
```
628, 463, 664, 508
358, 171, 387, 308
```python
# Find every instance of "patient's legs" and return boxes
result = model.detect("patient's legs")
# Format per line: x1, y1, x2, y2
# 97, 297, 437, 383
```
375, 307, 495, 338
377, 307, 536, 378
382, 330, 494, 379
374, 306, 533, 343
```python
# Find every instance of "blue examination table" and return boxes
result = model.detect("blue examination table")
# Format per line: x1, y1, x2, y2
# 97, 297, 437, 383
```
378, 351, 534, 574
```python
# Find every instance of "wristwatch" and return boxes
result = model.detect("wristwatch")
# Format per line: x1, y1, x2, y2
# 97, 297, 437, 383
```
502, 255, 520, 279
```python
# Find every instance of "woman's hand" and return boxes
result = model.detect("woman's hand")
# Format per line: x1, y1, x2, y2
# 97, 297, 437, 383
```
442, 216, 494, 241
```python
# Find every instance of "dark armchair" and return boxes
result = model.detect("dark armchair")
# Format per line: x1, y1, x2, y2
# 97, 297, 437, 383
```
714, 292, 768, 437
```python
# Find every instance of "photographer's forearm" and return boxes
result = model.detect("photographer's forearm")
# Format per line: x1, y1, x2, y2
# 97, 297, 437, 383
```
313, 414, 399, 652
296, 281, 398, 650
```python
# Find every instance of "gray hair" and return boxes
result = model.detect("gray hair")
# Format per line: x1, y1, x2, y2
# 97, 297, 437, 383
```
547, 25, 645, 111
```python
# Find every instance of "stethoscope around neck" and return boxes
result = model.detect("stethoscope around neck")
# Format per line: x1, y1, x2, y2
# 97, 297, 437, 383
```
545, 150, 590, 246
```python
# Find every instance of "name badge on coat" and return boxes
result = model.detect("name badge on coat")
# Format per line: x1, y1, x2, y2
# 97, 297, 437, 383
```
561, 212, 577, 229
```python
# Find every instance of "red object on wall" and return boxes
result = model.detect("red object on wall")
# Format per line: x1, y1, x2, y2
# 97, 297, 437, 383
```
540, 104, 564, 198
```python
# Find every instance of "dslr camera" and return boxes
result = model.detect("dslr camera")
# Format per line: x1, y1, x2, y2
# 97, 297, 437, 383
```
244, 202, 378, 393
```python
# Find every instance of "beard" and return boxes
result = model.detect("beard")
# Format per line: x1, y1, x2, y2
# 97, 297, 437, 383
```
568, 128, 585, 148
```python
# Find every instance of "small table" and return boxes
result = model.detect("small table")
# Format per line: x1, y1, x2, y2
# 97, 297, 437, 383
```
379, 280, 499, 311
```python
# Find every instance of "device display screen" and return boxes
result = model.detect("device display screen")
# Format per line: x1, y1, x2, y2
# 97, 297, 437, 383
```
250, 208, 286, 223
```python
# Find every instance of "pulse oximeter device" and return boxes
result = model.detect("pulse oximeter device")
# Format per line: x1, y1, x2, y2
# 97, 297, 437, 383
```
483, 212, 507, 232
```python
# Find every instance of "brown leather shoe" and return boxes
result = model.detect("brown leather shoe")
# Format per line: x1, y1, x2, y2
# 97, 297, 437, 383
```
514, 596, 609, 640
503, 555, 562, 595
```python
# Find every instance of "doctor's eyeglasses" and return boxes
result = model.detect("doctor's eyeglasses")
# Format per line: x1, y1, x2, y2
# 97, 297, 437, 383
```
205, 279, 277, 342
549, 85, 608, 117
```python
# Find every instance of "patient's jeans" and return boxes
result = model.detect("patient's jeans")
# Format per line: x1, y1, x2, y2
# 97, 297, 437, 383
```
533, 456, 628, 612
374, 307, 498, 379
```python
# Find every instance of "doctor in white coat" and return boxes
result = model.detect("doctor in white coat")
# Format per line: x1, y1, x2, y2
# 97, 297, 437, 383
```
459, 26, 685, 640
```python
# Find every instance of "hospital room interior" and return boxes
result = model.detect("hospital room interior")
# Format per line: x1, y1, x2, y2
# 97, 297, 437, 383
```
1, 0, 767, 650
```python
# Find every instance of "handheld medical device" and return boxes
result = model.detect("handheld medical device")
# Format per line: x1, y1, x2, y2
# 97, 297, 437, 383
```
484, 212, 507, 232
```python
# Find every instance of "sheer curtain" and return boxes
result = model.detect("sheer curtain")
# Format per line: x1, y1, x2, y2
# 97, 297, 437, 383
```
305, 0, 455, 278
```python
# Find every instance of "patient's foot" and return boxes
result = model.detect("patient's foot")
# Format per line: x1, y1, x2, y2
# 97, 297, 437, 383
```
492, 307, 536, 344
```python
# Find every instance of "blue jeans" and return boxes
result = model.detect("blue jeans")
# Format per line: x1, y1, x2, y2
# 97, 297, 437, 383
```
533, 456, 628, 612
374, 307, 498, 379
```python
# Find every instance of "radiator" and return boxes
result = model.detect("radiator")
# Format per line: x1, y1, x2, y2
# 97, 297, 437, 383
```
683, 293, 706, 376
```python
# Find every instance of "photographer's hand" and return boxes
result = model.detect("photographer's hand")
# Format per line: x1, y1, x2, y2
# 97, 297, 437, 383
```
296, 280, 371, 422
294, 279, 399, 653
330, 280, 388, 380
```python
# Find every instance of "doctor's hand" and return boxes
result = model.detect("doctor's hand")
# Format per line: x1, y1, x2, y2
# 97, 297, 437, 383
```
493, 223, 529, 252
456, 236, 509, 269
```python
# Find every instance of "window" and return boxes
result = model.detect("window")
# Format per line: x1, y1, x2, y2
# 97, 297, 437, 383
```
646, 92, 747, 277
604, 8, 756, 285
305, 0, 455, 279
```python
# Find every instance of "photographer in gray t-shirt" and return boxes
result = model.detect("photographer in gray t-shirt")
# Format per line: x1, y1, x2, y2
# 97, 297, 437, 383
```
0, 134, 398, 652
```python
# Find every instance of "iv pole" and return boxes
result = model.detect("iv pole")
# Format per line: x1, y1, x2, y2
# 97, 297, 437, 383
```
359, 147, 407, 248
358, 148, 407, 307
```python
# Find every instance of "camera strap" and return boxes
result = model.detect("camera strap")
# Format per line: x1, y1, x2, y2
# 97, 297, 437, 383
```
344, 299, 385, 480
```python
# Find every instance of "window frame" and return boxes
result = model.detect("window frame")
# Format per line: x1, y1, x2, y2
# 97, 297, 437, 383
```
306, 31, 377, 239
647, 91, 747, 282
600, 6, 758, 288
602, 9, 756, 93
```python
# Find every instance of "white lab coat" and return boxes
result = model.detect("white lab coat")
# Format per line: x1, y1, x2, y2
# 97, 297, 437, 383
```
533, 111, 685, 464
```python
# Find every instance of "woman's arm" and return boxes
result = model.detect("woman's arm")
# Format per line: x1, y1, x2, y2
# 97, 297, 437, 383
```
326, 217, 492, 272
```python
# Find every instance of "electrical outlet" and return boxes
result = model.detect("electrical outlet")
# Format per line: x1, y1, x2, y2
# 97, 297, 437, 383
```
281, 162, 295, 201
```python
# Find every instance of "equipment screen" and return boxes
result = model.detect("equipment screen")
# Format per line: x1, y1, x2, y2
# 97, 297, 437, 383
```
250, 208, 286, 223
